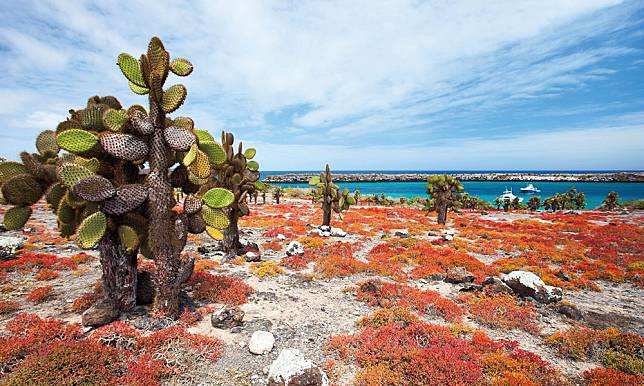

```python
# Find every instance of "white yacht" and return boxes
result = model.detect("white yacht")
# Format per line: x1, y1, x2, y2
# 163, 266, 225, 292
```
520, 183, 540, 193
498, 188, 523, 203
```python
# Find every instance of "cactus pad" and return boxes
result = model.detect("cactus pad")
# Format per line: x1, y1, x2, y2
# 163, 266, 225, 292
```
56, 129, 98, 153
244, 148, 256, 159
36, 130, 59, 156
102, 109, 129, 131
79, 106, 106, 130
201, 206, 229, 229
1, 174, 43, 205
57, 163, 94, 188
182, 144, 198, 166
183, 195, 202, 214
206, 226, 224, 241
76, 211, 107, 249
3, 206, 32, 230
73, 175, 116, 202
170, 58, 193, 76
101, 184, 147, 216
203, 188, 235, 209
193, 129, 215, 143
45, 183, 66, 210
173, 117, 194, 130
188, 149, 210, 179
129, 81, 150, 95
198, 141, 226, 165
118, 225, 140, 252
164, 126, 196, 151
0, 162, 28, 184
161, 84, 187, 113
186, 213, 206, 234
99, 132, 149, 161
129, 110, 154, 135
99, 96, 122, 110
117, 53, 146, 87
247, 160, 259, 172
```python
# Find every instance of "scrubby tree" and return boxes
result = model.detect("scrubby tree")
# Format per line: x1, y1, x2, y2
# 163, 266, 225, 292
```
354, 190, 361, 205
273, 186, 283, 204
309, 164, 355, 226
543, 188, 586, 212
527, 196, 541, 211
426, 175, 463, 225
601, 191, 620, 210
494, 197, 502, 210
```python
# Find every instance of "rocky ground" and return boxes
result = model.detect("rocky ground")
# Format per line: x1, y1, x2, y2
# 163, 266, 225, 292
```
0, 196, 642, 385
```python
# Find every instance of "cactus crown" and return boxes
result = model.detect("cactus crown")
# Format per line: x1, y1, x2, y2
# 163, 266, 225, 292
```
206, 131, 260, 220
309, 164, 355, 221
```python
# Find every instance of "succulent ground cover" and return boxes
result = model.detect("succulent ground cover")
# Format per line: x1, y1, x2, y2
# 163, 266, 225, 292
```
1, 195, 642, 385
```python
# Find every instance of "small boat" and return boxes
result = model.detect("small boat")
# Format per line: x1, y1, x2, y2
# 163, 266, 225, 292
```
520, 183, 540, 193
498, 188, 523, 203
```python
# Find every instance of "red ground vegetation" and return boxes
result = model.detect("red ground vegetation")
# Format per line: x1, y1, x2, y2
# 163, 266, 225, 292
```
187, 272, 254, 305
25, 285, 54, 303
461, 292, 540, 334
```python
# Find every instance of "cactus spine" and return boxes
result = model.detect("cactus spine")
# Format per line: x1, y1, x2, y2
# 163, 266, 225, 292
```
309, 164, 355, 226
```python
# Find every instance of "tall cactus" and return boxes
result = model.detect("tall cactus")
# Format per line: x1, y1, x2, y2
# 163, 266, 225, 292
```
114, 37, 234, 318
206, 132, 261, 258
309, 164, 355, 226
426, 175, 463, 225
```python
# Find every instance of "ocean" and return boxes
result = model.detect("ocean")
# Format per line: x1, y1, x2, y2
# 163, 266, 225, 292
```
262, 171, 644, 209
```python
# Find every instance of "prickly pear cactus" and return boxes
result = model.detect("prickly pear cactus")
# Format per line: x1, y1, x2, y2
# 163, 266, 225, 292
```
115, 37, 235, 317
0, 134, 61, 230
309, 164, 355, 226
205, 131, 261, 257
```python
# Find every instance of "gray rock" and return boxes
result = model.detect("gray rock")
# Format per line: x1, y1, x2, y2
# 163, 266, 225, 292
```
556, 303, 583, 321
394, 230, 409, 238
211, 306, 245, 329
307, 229, 323, 236
268, 349, 329, 386
245, 251, 262, 262
249, 330, 275, 355
502, 271, 562, 304
286, 241, 304, 256
319, 225, 330, 232
482, 277, 513, 295
0, 236, 23, 261
445, 267, 475, 284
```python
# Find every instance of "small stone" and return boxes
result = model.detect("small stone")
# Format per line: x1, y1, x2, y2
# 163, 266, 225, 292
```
307, 229, 323, 236
320, 231, 331, 237
319, 225, 330, 232
445, 267, 475, 284
211, 306, 245, 329
482, 277, 513, 295
245, 251, 262, 262
268, 349, 329, 386
277, 233, 287, 241
0, 236, 23, 261
286, 241, 304, 256
557, 302, 583, 320
249, 330, 275, 355
394, 230, 409, 238
82, 302, 119, 327
330, 227, 347, 237
443, 234, 454, 241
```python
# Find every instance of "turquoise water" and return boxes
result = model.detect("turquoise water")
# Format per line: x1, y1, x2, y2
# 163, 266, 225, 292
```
269, 180, 644, 209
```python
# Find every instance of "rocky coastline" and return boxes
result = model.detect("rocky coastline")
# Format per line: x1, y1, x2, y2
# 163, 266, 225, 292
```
263, 171, 644, 183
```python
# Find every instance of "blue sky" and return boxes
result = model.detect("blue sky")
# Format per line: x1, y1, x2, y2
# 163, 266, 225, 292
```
0, 0, 643, 170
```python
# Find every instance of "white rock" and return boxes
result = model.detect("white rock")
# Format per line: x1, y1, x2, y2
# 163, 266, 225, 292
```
286, 241, 304, 256
319, 225, 330, 232
268, 349, 329, 386
330, 227, 347, 237
249, 330, 275, 355
306, 228, 323, 236
320, 231, 331, 237
503, 270, 562, 304
443, 234, 454, 241
277, 233, 287, 241
0, 236, 23, 261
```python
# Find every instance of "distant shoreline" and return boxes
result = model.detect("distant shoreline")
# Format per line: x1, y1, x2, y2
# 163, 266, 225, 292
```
263, 172, 644, 183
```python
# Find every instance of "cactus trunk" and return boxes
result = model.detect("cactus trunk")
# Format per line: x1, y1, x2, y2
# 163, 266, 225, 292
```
437, 201, 448, 225
98, 229, 137, 311
223, 210, 242, 258
146, 100, 187, 318
322, 199, 332, 226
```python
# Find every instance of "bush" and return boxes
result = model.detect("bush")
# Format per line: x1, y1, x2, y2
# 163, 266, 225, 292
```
581, 367, 643, 386
34, 268, 59, 281
0, 299, 20, 315
26, 285, 54, 303
249, 261, 284, 278
187, 272, 254, 305
462, 293, 540, 334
